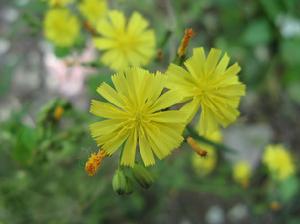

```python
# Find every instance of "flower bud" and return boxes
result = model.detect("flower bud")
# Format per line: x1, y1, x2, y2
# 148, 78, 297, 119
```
132, 164, 155, 189
112, 169, 133, 195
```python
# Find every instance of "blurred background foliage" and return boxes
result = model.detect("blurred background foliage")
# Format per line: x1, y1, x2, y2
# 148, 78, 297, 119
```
1, 0, 300, 223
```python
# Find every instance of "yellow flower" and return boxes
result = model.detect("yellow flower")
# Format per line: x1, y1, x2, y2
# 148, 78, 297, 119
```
166, 48, 246, 135
93, 10, 156, 71
191, 130, 222, 176
263, 144, 295, 180
89, 67, 185, 167
78, 0, 107, 26
44, 9, 80, 47
48, 0, 74, 7
233, 161, 251, 187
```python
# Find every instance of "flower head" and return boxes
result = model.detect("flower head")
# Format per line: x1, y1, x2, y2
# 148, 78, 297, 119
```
191, 130, 221, 176
78, 0, 107, 26
93, 10, 156, 71
233, 161, 251, 187
166, 47, 246, 135
44, 9, 80, 47
263, 144, 295, 180
89, 67, 185, 167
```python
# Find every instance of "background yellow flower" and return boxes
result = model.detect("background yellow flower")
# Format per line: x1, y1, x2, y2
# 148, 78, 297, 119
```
93, 10, 156, 71
263, 144, 295, 180
44, 9, 80, 47
191, 130, 222, 176
233, 161, 251, 187
89, 67, 185, 167
78, 0, 107, 26
166, 47, 246, 135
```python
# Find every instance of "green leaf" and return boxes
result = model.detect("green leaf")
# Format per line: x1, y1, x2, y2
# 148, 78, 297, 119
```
12, 126, 37, 165
86, 73, 112, 96
259, 0, 282, 20
54, 46, 71, 58
279, 176, 299, 203
280, 38, 300, 65
243, 19, 272, 46
287, 82, 300, 104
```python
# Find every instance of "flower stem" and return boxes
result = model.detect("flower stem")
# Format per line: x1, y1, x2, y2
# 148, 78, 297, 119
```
185, 125, 236, 154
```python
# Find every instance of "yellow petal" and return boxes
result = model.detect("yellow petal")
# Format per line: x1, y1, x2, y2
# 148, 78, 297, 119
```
204, 48, 222, 74
139, 129, 155, 166
97, 83, 125, 108
102, 128, 129, 155
179, 98, 200, 123
93, 38, 115, 50
121, 129, 137, 166
149, 90, 182, 112
198, 106, 218, 135
90, 100, 127, 118
128, 12, 149, 34
150, 111, 185, 123
89, 119, 123, 138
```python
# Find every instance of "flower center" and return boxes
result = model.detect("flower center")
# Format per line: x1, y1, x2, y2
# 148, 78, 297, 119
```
116, 32, 137, 53
127, 109, 150, 131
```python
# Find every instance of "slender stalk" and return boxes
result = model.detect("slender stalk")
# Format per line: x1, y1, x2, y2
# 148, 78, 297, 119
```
185, 125, 236, 154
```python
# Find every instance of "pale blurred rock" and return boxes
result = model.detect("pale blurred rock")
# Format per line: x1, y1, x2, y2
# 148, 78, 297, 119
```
227, 203, 248, 223
223, 123, 273, 167
205, 205, 225, 224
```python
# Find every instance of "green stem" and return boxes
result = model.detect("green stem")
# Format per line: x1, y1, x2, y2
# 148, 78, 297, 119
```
185, 125, 236, 154
159, 30, 173, 49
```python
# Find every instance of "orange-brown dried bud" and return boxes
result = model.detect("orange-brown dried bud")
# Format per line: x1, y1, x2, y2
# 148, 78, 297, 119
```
85, 149, 106, 176
187, 136, 208, 157
177, 28, 195, 57
53, 106, 64, 121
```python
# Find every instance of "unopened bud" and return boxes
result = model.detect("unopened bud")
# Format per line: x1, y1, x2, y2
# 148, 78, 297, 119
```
132, 164, 155, 189
112, 169, 132, 195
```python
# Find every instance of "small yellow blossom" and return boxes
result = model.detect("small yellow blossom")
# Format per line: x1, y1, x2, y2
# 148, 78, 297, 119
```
89, 67, 185, 167
53, 106, 64, 121
78, 0, 107, 26
85, 149, 106, 176
233, 161, 251, 188
93, 10, 156, 71
263, 144, 295, 181
166, 47, 246, 135
191, 131, 222, 176
48, 0, 74, 7
270, 201, 281, 211
44, 9, 80, 47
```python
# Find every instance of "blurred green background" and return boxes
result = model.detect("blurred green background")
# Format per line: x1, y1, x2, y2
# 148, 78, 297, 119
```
1, 0, 300, 223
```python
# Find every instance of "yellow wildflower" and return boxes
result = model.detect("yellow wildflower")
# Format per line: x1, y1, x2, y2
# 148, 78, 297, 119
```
263, 144, 295, 180
166, 47, 246, 135
78, 0, 107, 26
191, 130, 222, 176
85, 149, 107, 176
233, 161, 251, 188
48, 0, 74, 7
89, 67, 185, 167
270, 201, 281, 211
44, 9, 80, 47
53, 106, 64, 121
93, 10, 156, 71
